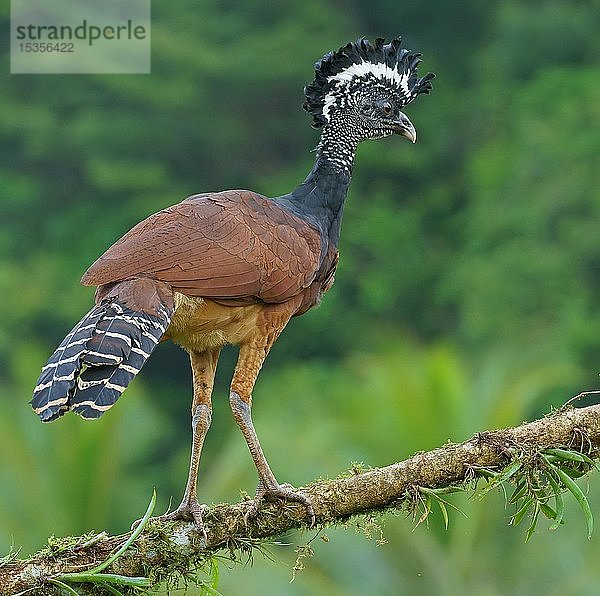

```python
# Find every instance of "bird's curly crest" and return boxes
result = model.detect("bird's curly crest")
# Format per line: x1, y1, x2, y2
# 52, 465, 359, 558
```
303, 36, 435, 128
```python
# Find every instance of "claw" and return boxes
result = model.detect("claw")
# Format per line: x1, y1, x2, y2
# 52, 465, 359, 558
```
132, 501, 209, 541
245, 482, 316, 527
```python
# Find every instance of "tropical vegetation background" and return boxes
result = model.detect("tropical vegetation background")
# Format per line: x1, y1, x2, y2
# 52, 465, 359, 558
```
1, 0, 599, 593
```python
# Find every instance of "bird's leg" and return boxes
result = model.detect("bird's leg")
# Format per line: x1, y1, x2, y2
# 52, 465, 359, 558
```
136, 347, 220, 535
230, 325, 316, 526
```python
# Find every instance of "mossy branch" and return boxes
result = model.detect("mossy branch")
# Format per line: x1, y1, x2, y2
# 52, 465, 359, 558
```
3, 400, 600, 595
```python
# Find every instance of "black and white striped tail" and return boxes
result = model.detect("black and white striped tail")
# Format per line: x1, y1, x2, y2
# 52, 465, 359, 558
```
32, 299, 172, 421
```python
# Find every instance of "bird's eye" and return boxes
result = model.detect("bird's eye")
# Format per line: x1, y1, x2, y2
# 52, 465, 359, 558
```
382, 102, 393, 116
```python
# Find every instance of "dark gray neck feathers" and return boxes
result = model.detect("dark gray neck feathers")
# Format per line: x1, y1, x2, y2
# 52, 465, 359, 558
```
275, 122, 357, 248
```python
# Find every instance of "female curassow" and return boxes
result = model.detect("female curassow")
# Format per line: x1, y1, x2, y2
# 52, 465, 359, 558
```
32, 37, 434, 531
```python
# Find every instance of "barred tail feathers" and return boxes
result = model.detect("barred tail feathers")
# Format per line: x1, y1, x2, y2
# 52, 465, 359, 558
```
32, 307, 105, 421
31, 279, 173, 421
69, 302, 170, 419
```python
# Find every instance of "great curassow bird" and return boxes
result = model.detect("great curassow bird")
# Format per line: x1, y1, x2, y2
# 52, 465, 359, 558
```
32, 37, 434, 530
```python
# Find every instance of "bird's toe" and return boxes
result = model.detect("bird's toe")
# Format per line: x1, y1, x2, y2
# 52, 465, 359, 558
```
132, 501, 209, 540
245, 482, 316, 527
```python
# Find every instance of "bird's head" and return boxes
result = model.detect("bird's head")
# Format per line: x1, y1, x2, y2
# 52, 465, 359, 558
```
304, 37, 434, 144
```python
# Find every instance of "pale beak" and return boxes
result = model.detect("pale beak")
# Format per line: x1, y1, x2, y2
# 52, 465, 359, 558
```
391, 112, 417, 143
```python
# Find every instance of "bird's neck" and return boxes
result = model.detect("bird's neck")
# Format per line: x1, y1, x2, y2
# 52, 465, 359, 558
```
316, 122, 360, 176
279, 124, 358, 247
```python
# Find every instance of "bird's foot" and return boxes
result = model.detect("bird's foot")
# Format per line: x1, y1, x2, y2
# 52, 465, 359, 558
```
245, 482, 316, 527
132, 500, 209, 540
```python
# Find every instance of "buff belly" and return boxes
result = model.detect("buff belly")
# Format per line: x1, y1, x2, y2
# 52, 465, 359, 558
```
165, 293, 263, 352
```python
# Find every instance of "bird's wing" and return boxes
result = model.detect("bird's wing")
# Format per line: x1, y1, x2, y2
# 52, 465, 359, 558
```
81, 190, 322, 303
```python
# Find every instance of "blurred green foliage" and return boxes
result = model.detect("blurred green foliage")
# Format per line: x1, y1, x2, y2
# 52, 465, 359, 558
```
1, 0, 599, 594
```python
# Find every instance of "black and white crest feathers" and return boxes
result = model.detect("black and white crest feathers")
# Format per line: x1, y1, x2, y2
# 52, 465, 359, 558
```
304, 36, 435, 128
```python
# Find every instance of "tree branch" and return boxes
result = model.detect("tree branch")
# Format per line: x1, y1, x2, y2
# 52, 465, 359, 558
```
3, 401, 600, 595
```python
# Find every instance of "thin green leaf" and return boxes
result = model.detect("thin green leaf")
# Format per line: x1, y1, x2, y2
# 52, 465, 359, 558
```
56, 573, 150, 587
419, 486, 465, 495
47, 579, 80, 595
413, 495, 432, 528
511, 496, 533, 526
419, 487, 468, 519
556, 467, 594, 539
525, 503, 540, 542
75, 531, 109, 552
103, 585, 125, 596
544, 448, 598, 470
209, 558, 220, 590
89, 489, 157, 574
473, 467, 499, 480
546, 470, 565, 530
539, 503, 557, 520
55, 493, 156, 589
437, 500, 449, 530
509, 479, 528, 505
561, 467, 587, 479
476, 460, 523, 499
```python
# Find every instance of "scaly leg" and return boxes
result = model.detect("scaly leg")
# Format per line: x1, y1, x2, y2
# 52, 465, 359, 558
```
230, 316, 315, 526
136, 347, 220, 535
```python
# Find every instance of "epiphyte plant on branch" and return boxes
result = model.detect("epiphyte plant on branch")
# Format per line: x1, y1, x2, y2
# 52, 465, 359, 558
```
31, 37, 434, 533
